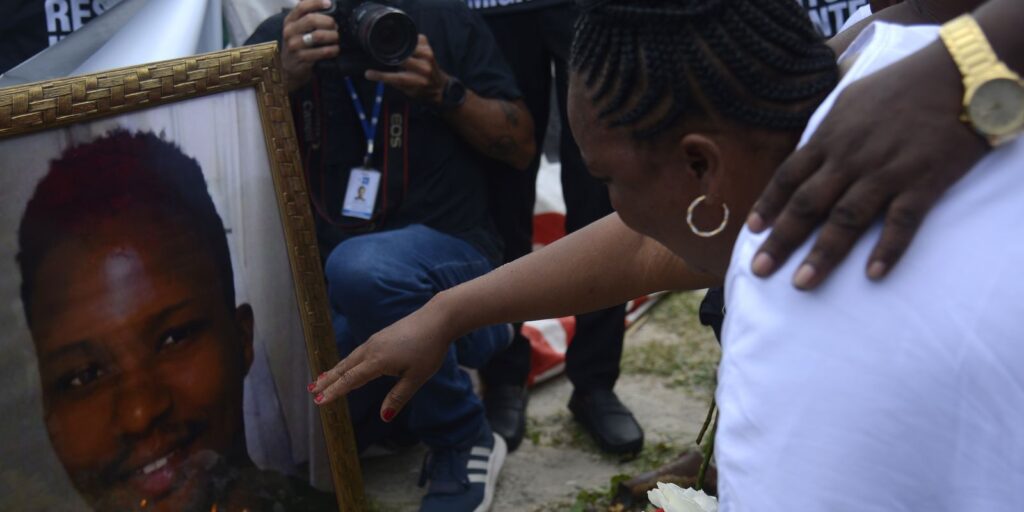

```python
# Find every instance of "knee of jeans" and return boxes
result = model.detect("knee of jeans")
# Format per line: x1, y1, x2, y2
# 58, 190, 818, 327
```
324, 235, 428, 319
326, 242, 384, 311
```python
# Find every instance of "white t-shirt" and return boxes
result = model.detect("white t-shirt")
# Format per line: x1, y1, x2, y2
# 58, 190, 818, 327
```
838, 3, 872, 33
718, 22, 1024, 512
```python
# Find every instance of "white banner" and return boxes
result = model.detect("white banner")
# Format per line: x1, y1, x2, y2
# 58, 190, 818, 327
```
1, 0, 224, 87
75, 0, 223, 74
224, 0, 297, 46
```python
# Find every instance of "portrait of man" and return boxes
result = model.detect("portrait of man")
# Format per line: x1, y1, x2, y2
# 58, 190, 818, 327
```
2, 127, 334, 511
18, 130, 259, 510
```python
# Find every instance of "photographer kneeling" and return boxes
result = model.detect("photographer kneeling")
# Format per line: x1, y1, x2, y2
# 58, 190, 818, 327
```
247, 1, 535, 510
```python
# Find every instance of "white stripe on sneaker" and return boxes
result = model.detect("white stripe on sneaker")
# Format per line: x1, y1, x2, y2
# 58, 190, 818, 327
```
470, 446, 492, 457
472, 434, 507, 512
468, 460, 489, 470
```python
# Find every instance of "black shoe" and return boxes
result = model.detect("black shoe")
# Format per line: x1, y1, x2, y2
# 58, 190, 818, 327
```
569, 388, 644, 456
484, 385, 528, 452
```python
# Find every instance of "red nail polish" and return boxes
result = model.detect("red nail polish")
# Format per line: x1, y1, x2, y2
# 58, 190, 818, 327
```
318, 372, 326, 380
382, 408, 396, 422
307, 383, 316, 393
315, 393, 325, 404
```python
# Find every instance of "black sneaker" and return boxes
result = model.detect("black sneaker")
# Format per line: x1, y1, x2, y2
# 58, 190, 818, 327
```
418, 426, 507, 512
484, 385, 529, 452
569, 388, 644, 456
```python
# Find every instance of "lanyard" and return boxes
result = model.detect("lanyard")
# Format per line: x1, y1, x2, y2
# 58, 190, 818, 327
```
344, 78, 385, 168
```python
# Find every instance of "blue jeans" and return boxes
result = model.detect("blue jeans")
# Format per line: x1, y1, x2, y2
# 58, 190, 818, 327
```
325, 225, 510, 451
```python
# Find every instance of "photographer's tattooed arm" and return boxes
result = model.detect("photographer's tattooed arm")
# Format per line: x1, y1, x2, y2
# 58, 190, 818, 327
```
366, 35, 536, 171
450, 97, 536, 172
443, 96, 536, 171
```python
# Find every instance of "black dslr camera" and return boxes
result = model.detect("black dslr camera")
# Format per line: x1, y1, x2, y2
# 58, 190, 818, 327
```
322, 0, 419, 75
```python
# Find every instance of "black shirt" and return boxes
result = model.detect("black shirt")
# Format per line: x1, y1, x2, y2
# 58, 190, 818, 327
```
467, 0, 868, 34
465, 0, 571, 15
0, 0, 121, 74
798, 0, 869, 38
247, 0, 521, 264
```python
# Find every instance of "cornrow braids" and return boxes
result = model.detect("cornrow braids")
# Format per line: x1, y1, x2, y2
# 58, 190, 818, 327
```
570, 0, 839, 139
591, 24, 625, 101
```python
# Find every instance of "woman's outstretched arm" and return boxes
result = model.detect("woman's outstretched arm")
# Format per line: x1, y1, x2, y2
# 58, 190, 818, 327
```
311, 213, 717, 417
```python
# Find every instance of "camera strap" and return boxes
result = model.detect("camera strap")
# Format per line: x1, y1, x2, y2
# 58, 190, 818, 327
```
345, 78, 385, 167
295, 77, 409, 232
383, 96, 409, 207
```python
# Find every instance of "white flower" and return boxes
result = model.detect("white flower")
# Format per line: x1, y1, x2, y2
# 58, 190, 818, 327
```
647, 482, 718, 512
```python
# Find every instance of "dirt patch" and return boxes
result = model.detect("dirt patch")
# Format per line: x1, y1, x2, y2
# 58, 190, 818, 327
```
363, 291, 721, 511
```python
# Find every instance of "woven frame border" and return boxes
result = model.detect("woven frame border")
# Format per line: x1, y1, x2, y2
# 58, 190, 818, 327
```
0, 43, 366, 511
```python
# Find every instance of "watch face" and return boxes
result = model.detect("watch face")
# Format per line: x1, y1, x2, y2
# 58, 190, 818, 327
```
438, 79, 466, 111
445, 79, 467, 109
969, 78, 1024, 136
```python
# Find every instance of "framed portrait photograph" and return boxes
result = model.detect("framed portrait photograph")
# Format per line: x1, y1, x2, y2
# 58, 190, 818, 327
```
0, 44, 365, 511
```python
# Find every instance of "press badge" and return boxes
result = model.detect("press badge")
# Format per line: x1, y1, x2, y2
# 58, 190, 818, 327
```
342, 167, 381, 220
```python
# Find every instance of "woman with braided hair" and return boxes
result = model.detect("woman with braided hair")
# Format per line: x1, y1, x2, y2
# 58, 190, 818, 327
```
314, 0, 1024, 509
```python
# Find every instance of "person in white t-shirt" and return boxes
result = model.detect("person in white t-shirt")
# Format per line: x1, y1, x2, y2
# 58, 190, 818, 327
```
311, 0, 1024, 508
716, 19, 1024, 511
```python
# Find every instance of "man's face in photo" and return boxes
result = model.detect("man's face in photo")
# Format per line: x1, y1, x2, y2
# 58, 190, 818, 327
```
28, 212, 253, 512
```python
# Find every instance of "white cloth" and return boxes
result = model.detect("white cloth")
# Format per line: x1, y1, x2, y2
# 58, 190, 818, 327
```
718, 22, 1024, 512
838, 4, 872, 34
73, 0, 222, 75
223, 0, 296, 47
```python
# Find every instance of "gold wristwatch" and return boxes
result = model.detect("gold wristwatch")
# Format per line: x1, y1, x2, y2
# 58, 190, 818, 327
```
939, 14, 1024, 147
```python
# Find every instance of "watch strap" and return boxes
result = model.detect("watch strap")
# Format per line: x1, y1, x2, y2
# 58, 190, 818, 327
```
940, 15, 1020, 91
439, 76, 467, 112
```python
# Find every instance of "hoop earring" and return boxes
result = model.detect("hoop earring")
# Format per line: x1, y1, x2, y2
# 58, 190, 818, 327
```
687, 195, 730, 238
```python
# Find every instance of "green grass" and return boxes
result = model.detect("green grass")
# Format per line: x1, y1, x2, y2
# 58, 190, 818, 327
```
522, 421, 697, 512
366, 496, 404, 512
534, 473, 631, 512
620, 291, 721, 401
536, 291, 719, 512
624, 439, 690, 473
525, 411, 600, 452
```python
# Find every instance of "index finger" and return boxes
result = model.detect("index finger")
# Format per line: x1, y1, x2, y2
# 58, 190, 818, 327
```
286, 0, 333, 23
748, 144, 823, 233
411, 35, 431, 57
316, 358, 383, 405
312, 341, 367, 389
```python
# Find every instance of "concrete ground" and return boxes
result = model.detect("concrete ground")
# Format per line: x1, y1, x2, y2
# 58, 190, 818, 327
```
362, 291, 721, 512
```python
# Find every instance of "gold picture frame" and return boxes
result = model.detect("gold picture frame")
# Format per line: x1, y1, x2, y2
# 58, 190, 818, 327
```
0, 43, 365, 511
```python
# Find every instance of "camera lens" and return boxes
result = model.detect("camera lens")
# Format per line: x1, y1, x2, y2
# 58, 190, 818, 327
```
369, 14, 411, 60
353, 4, 418, 66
